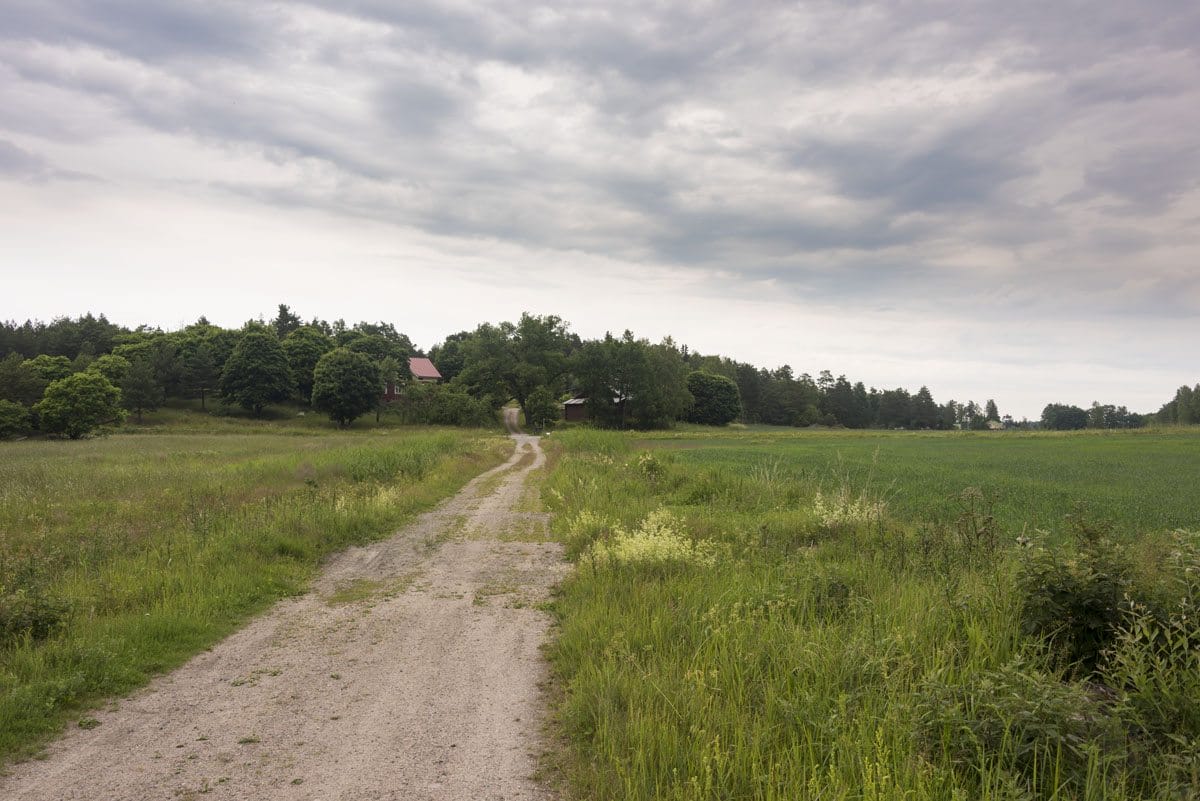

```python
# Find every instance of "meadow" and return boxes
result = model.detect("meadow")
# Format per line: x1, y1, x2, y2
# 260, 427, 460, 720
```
0, 423, 508, 762
542, 426, 1200, 800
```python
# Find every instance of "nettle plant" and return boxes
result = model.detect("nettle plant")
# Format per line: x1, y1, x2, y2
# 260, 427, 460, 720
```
1018, 515, 1134, 674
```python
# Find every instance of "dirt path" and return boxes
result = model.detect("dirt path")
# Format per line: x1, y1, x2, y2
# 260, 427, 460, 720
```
0, 409, 567, 801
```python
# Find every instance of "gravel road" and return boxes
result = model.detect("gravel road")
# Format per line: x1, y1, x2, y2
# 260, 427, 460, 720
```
0, 409, 566, 801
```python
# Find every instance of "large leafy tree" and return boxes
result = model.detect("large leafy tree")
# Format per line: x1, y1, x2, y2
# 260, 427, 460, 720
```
22, 354, 73, 384
88, 353, 131, 385
572, 331, 692, 429
0, 353, 48, 406
219, 330, 295, 415
685, 371, 741, 426
428, 332, 471, 382
457, 313, 573, 423
346, 333, 410, 364
311, 348, 382, 427
35, 372, 126, 438
282, 326, 334, 403
1041, 403, 1088, 430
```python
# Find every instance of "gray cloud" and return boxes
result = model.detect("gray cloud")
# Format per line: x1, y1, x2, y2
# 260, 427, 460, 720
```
1, 0, 1199, 328
0, 139, 91, 182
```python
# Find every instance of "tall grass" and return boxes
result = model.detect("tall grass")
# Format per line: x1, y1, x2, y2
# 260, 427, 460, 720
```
543, 427, 1200, 800
0, 428, 508, 762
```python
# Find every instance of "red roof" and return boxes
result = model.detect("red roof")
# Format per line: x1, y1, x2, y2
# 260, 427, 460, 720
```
408, 357, 442, 380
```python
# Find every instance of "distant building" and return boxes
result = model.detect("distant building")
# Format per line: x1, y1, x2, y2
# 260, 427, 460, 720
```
409, 357, 442, 383
563, 397, 589, 422
381, 357, 443, 401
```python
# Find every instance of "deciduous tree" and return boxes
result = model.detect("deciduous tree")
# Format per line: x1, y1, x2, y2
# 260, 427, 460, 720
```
685, 371, 742, 425
311, 348, 382, 427
34, 372, 125, 438
282, 326, 333, 403
219, 331, 295, 416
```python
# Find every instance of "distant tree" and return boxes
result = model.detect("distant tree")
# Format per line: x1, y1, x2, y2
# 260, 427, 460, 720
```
0, 353, 48, 406
121, 359, 161, 423
524, 385, 561, 431
877, 388, 913, 429
0, 399, 31, 438
219, 331, 295, 416
88, 353, 131, 384
1041, 403, 1089, 430
282, 326, 334, 403
22, 354, 73, 384
912, 386, 939, 429
181, 344, 219, 410
985, 399, 1000, 422
940, 400, 958, 430
376, 355, 404, 422
35, 372, 125, 438
113, 336, 182, 403
346, 333, 411, 364
273, 304, 303, 339
311, 348, 382, 428
429, 332, 471, 382
1156, 384, 1200, 425
685, 371, 742, 425
458, 314, 573, 423
71, 341, 95, 373
572, 332, 691, 429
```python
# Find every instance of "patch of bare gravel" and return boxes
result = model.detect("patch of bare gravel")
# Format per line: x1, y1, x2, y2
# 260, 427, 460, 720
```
0, 410, 567, 801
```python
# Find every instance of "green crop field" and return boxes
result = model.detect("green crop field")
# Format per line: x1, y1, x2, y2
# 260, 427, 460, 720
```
542, 426, 1200, 801
0, 425, 508, 762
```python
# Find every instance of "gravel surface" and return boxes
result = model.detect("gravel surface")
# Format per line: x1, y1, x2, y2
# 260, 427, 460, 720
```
0, 410, 567, 801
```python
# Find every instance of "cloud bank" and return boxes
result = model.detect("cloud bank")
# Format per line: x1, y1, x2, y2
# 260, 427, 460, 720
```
2, 1, 1198, 416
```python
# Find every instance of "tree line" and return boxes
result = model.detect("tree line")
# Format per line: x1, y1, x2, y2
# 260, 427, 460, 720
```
0, 308, 1176, 439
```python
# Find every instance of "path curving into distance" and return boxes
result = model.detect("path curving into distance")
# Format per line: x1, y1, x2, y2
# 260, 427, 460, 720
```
1, 411, 565, 801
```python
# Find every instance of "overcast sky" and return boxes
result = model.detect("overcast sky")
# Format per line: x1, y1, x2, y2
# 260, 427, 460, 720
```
2, 1, 1198, 418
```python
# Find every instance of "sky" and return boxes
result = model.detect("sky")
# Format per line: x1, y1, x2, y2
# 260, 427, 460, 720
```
1, 1, 1198, 419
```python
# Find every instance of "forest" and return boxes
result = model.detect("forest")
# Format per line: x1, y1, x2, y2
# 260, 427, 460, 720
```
0, 307, 1170, 439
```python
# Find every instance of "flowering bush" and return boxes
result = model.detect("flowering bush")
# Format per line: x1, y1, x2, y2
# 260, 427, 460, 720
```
587, 509, 717, 571
811, 487, 885, 529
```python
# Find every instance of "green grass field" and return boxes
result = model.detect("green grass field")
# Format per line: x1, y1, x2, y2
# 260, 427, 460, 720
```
542, 426, 1200, 801
636, 425, 1200, 535
0, 424, 508, 762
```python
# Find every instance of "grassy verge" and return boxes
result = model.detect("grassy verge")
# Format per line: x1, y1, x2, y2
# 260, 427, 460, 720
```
543, 427, 1200, 800
0, 427, 509, 763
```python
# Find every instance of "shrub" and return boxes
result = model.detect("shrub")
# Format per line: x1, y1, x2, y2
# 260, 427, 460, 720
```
0, 587, 71, 643
811, 486, 885, 530
586, 509, 718, 573
523, 386, 560, 431
1018, 517, 1134, 673
1102, 533, 1200, 792
0, 399, 31, 438
915, 659, 1124, 793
